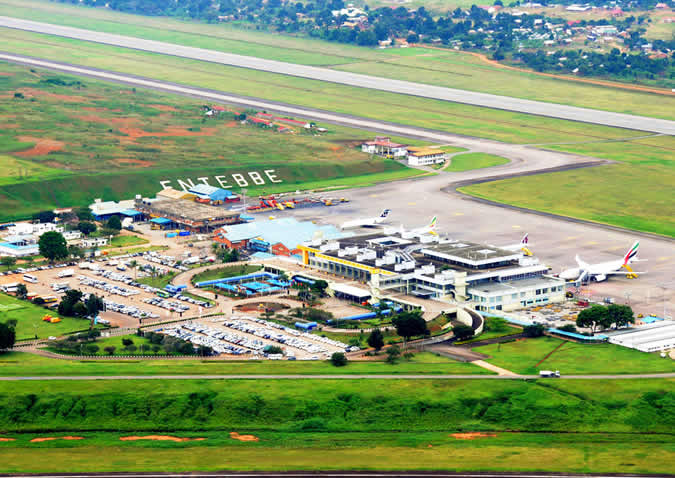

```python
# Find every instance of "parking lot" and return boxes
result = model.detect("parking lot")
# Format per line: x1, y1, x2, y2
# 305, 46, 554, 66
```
155, 315, 355, 359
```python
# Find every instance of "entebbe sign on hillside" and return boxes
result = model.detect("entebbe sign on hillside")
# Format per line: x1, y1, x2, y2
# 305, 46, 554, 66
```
159, 169, 283, 191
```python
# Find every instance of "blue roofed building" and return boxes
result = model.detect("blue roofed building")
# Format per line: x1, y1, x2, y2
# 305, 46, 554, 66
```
213, 217, 352, 257
187, 184, 233, 203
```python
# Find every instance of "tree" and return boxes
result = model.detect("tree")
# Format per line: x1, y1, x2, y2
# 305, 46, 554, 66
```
106, 215, 122, 231
126, 344, 137, 354
84, 344, 99, 355
129, 260, 138, 280
393, 311, 429, 342
558, 324, 578, 333
607, 304, 634, 329
151, 344, 161, 355
367, 328, 385, 351
487, 316, 508, 332
122, 338, 134, 348
68, 244, 84, 258
523, 324, 546, 337
330, 352, 347, 367
310, 280, 328, 297
33, 210, 56, 223
576, 305, 607, 333
103, 346, 116, 356
76, 206, 93, 221
452, 324, 474, 340
0, 256, 16, 269
15, 283, 28, 300
85, 294, 104, 318
58, 289, 83, 317
77, 221, 97, 235
39, 231, 69, 262
385, 345, 401, 364
0, 322, 16, 350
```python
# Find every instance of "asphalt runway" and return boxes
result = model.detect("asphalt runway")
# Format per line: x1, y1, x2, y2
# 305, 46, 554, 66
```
1, 16, 675, 134
0, 52, 672, 316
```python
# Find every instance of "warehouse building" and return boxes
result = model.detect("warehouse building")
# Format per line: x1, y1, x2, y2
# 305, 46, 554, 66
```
134, 197, 240, 233
297, 230, 565, 311
406, 147, 448, 166
213, 217, 350, 256
606, 320, 675, 352
188, 184, 238, 204
361, 137, 408, 158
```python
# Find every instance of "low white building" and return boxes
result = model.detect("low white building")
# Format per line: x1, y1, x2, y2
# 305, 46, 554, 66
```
361, 137, 408, 158
80, 237, 109, 248
0, 235, 39, 257
406, 147, 448, 166
606, 321, 675, 352
8, 222, 63, 237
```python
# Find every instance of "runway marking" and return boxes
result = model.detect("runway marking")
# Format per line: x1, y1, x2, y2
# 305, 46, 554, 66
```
607, 245, 624, 251
511, 225, 521, 229
454, 212, 464, 216
369, 194, 379, 198
566, 236, 580, 241
585, 241, 598, 246
408, 202, 417, 206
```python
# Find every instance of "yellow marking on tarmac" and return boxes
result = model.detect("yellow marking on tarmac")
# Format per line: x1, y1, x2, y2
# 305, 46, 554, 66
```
512, 225, 521, 229
657, 256, 673, 261
369, 194, 379, 198
408, 202, 417, 206
607, 245, 624, 251
585, 241, 598, 246
566, 236, 580, 241
454, 212, 464, 216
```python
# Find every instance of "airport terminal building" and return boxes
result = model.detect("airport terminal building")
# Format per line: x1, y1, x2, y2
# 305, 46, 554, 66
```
297, 231, 565, 312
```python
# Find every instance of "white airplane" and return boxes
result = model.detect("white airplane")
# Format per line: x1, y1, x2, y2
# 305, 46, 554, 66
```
399, 216, 438, 237
559, 241, 646, 283
341, 209, 391, 229
493, 233, 533, 256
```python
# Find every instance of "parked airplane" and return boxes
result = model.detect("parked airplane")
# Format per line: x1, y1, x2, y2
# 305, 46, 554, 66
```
341, 209, 391, 229
493, 233, 533, 256
559, 241, 645, 283
399, 216, 438, 237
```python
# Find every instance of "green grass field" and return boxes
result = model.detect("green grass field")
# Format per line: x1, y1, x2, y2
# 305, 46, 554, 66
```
137, 271, 178, 289
104, 235, 149, 248
474, 336, 675, 375
0, 351, 488, 376
0, 293, 95, 341
0, 63, 425, 221
1, 0, 672, 117
0, 378, 672, 473
444, 152, 510, 172
191, 264, 262, 285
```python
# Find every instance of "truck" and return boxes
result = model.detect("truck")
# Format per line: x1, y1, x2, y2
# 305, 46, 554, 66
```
56, 269, 74, 278
539, 370, 561, 378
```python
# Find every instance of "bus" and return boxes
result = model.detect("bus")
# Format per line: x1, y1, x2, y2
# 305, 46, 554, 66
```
40, 296, 58, 304
157, 290, 170, 298
23, 274, 38, 284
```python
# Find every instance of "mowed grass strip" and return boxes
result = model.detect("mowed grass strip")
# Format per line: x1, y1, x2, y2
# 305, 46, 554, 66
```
0, 431, 671, 474
1, 0, 672, 119
0, 351, 489, 376
474, 336, 675, 375
444, 152, 510, 172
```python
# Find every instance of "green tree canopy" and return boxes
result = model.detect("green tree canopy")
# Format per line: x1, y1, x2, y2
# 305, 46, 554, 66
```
0, 322, 16, 350
452, 323, 474, 340
367, 328, 385, 351
393, 311, 429, 341
106, 215, 122, 231
39, 231, 68, 262
77, 221, 97, 235
576, 305, 608, 333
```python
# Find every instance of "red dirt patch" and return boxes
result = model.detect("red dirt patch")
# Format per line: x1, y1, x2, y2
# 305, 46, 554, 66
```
114, 158, 155, 168
81, 106, 122, 113
72, 115, 139, 127
30, 436, 84, 443
14, 137, 65, 157
230, 432, 259, 442
147, 104, 178, 112
0, 72, 14, 76
0, 438, 15, 442
118, 126, 216, 140
450, 432, 497, 440
120, 435, 206, 442
18, 88, 89, 103
225, 121, 238, 128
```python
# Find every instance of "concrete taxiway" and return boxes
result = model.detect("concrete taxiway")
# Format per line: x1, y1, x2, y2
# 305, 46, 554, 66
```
1, 16, 674, 134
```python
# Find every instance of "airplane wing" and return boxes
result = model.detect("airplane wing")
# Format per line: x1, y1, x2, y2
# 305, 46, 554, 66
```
341, 218, 373, 229
602, 270, 647, 275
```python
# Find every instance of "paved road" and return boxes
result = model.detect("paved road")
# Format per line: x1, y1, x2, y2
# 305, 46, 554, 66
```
1, 16, 674, 134
2, 373, 674, 380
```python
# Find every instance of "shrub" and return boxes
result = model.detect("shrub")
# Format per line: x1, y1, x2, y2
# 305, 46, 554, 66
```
330, 352, 347, 367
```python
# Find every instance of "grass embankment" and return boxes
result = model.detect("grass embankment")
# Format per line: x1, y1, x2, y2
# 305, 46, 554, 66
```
456, 317, 521, 344
444, 153, 510, 172
0, 351, 487, 376
1, 0, 672, 118
0, 293, 93, 341
0, 62, 423, 221
104, 235, 148, 248
0, 30, 670, 235
0, 378, 672, 473
191, 264, 262, 285
460, 135, 675, 237
475, 336, 675, 375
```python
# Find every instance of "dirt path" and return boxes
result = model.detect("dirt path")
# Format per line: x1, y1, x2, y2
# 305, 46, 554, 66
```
412, 44, 675, 96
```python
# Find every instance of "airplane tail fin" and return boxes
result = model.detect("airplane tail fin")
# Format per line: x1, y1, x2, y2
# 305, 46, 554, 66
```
429, 216, 437, 230
380, 209, 391, 218
575, 254, 588, 269
623, 241, 639, 265
521, 233, 529, 245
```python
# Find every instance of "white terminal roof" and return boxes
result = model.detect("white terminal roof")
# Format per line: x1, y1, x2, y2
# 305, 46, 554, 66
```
330, 283, 372, 299
606, 321, 675, 349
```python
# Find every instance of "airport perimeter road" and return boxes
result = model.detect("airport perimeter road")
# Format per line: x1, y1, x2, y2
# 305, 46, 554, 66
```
1, 373, 674, 380
1, 16, 675, 134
